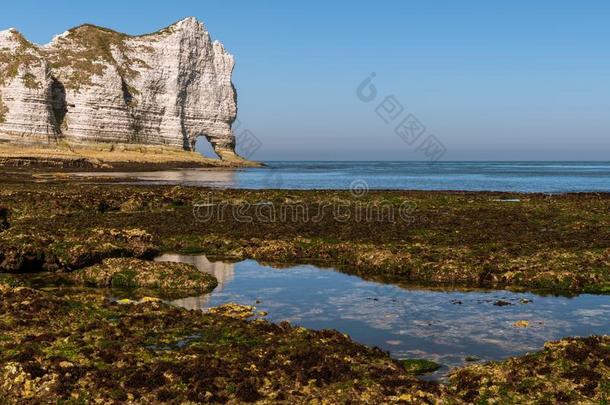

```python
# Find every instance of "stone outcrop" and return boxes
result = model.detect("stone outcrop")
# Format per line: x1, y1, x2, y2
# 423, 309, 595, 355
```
69, 258, 218, 299
0, 18, 242, 160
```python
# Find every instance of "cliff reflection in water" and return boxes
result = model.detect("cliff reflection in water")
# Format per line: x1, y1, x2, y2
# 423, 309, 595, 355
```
155, 254, 235, 310
73, 169, 238, 188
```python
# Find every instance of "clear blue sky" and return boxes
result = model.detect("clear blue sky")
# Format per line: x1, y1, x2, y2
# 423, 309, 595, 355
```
2, 1, 609, 160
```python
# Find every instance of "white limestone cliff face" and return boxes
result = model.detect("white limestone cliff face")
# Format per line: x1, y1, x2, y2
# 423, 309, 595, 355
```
0, 30, 58, 143
0, 18, 241, 160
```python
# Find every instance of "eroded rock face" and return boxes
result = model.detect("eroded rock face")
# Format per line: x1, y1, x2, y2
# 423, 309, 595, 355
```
0, 30, 58, 143
0, 18, 241, 160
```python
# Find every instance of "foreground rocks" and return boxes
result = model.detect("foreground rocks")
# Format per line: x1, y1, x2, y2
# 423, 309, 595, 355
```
70, 258, 218, 299
0, 284, 440, 403
0, 283, 608, 403
446, 336, 610, 403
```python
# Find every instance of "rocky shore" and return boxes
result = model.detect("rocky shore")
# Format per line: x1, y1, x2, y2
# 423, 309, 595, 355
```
0, 283, 607, 403
1, 170, 608, 292
0, 170, 608, 403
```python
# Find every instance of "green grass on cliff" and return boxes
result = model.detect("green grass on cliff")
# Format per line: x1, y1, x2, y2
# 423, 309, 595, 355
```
0, 30, 43, 86
46, 24, 152, 91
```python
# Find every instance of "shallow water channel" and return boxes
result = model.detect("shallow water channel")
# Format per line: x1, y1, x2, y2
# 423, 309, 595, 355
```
154, 254, 610, 379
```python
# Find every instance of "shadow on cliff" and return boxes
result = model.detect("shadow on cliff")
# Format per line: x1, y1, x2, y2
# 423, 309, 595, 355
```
51, 78, 67, 135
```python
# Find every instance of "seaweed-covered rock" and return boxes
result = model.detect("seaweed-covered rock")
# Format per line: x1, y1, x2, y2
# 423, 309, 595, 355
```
401, 359, 441, 375
208, 303, 255, 319
444, 335, 610, 403
0, 284, 440, 403
70, 258, 217, 298
0, 206, 8, 231
0, 227, 158, 273
0, 283, 608, 403
2, 180, 610, 292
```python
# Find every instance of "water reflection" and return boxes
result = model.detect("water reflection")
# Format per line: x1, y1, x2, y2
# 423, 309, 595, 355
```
73, 169, 238, 188
155, 254, 235, 309
154, 254, 610, 378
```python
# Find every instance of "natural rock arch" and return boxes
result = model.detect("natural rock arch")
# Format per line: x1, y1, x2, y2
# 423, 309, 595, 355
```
193, 134, 220, 158
0, 18, 246, 162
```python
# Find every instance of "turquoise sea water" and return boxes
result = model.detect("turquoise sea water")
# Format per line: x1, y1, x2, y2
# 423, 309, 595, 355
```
77, 161, 610, 193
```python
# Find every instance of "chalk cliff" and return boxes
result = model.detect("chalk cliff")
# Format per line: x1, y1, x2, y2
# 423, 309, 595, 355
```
0, 18, 242, 160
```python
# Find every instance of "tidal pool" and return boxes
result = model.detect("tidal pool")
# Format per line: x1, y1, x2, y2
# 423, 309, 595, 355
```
155, 254, 610, 379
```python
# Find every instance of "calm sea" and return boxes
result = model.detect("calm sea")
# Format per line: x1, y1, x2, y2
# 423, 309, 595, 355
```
78, 161, 610, 193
